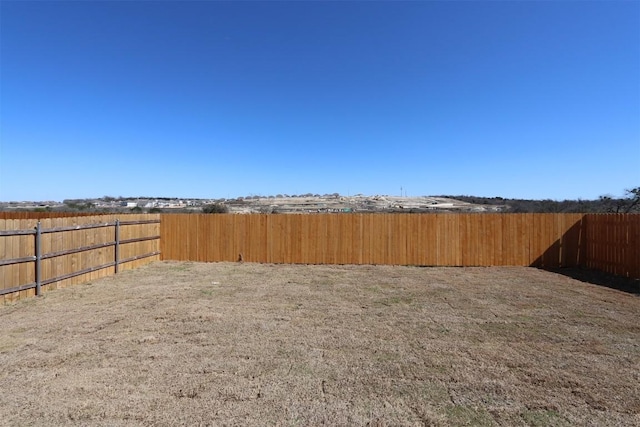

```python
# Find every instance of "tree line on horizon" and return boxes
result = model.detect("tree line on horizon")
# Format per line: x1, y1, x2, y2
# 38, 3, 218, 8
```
443, 187, 639, 214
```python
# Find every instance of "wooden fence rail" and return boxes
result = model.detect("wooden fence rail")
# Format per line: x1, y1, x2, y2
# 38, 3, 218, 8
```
0, 214, 160, 303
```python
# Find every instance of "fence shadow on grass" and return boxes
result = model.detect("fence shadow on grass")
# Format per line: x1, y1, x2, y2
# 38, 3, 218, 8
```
542, 267, 640, 295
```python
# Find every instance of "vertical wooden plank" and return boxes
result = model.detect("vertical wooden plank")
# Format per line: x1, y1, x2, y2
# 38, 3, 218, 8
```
160, 214, 171, 260
435, 214, 443, 266
0, 219, 12, 303
386, 214, 395, 265
502, 214, 515, 265
478, 214, 488, 266
297, 214, 306, 264
631, 214, 640, 279
405, 214, 417, 266
355, 214, 364, 265
322, 214, 332, 264
459, 214, 471, 266
521, 214, 532, 266
244, 214, 255, 263
239, 214, 249, 263
0, 219, 7, 304
280, 214, 290, 264
359, 214, 370, 265
398, 214, 409, 265
188, 214, 199, 262
454, 214, 462, 266
16, 220, 28, 299
591, 214, 598, 271
529, 214, 541, 267
418, 214, 433, 266
321, 214, 331, 265
377, 214, 388, 265
614, 214, 622, 276
78, 217, 88, 282
387, 214, 396, 265
212, 214, 223, 262
9, 220, 21, 300
269, 214, 281, 264
367, 215, 377, 264
3, 220, 14, 301
7, 219, 17, 303
202, 213, 213, 262
492, 214, 503, 266
49, 218, 60, 290
291, 214, 302, 264
287, 213, 296, 264
477, 213, 488, 266
259, 214, 270, 263
449, 214, 459, 266
97, 216, 109, 276
437, 214, 459, 266
178, 214, 190, 261
512, 213, 523, 266
348, 214, 358, 264
335, 214, 347, 264
223, 214, 234, 262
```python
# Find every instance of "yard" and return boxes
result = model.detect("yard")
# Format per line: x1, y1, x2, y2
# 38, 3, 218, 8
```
1, 262, 638, 426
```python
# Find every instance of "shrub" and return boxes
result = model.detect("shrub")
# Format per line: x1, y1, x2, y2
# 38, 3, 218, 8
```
202, 203, 229, 214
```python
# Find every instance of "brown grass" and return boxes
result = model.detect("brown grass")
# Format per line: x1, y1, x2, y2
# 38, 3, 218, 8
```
1, 262, 639, 426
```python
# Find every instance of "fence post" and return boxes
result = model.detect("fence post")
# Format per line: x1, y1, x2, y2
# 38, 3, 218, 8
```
115, 219, 120, 274
35, 221, 42, 296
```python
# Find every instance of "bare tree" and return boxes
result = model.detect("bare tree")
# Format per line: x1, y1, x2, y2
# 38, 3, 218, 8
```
623, 187, 640, 213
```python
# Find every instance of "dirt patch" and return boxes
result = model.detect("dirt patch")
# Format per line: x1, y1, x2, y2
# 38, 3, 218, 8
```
1, 262, 639, 426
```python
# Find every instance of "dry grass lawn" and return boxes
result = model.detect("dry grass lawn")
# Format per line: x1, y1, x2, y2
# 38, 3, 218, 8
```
1, 262, 639, 426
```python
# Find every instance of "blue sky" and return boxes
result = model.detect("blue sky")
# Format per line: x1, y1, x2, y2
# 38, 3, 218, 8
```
1, 1, 638, 202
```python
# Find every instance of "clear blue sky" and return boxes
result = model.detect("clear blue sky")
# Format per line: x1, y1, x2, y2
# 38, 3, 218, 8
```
1, 1, 638, 202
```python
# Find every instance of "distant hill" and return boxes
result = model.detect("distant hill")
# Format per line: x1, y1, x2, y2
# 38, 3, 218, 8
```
2, 189, 638, 214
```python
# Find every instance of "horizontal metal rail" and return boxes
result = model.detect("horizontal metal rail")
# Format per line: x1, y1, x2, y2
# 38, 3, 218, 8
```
41, 241, 116, 260
0, 256, 36, 267
41, 222, 115, 234
119, 219, 161, 226
120, 251, 161, 265
0, 228, 36, 237
40, 219, 159, 234
0, 282, 37, 296
119, 235, 161, 245
41, 262, 117, 286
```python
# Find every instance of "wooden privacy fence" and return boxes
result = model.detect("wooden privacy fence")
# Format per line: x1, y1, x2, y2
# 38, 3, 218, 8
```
0, 214, 160, 302
161, 213, 639, 278
161, 213, 586, 267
